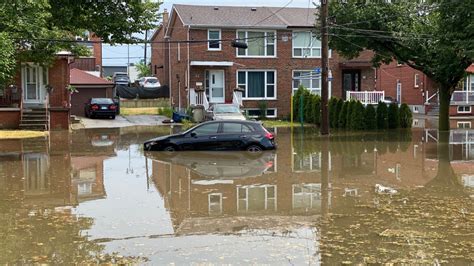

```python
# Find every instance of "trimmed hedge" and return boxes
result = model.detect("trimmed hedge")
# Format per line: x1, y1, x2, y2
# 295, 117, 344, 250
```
292, 87, 412, 130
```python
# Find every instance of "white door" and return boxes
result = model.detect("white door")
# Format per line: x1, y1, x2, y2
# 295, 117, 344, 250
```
209, 70, 225, 103
22, 65, 47, 104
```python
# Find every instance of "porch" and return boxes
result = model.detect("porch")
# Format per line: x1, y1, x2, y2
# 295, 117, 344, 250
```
346, 91, 385, 105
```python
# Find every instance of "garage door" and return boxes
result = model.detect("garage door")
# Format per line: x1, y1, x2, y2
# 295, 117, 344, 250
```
71, 87, 108, 116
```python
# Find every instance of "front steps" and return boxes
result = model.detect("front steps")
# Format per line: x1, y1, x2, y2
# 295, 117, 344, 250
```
19, 108, 49, 131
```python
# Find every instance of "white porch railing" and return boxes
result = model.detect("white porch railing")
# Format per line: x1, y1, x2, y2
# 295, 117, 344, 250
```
233, 90, 243, 107
425, 90, 439, 104
451, 91, 474, 104
189, 88, 209, 110
346, 91, 384, 105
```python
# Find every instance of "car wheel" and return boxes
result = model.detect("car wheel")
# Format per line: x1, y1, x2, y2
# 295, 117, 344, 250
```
111, 115, 116, 119
163, 145, 177, 152
246, 145, 263, 153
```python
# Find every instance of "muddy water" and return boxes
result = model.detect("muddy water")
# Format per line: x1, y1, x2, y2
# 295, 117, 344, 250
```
0, 126, 472, 264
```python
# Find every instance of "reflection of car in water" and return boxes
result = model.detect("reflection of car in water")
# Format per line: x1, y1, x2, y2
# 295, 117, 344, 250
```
205, 104, 246, 121
146, 151, 276, 179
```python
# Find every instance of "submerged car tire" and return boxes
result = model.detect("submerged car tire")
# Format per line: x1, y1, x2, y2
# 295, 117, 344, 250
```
111, 115, 116, 119
163, 145, 177, 152
246, 144, 263, 152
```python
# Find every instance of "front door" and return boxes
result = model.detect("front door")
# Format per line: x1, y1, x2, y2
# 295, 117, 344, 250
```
342, 70, 361, 98
22, 65, 47, 104
209, 70, 225, 103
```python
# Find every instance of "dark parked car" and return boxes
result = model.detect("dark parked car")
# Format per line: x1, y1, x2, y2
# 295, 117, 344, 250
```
84, 98, 117, 119
144, 120, 276, 152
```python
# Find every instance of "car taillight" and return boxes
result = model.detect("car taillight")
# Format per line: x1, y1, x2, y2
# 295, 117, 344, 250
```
265, 132, 274, 140
109, 105, 117, 110
91, 105, 99, 110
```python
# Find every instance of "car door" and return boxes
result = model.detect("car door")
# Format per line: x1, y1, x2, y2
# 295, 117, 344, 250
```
186, 122, 221, 151
218, 122, 252, 151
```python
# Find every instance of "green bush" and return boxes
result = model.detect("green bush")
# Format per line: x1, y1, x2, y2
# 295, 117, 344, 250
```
258, 101, 268, 120
328, 97, 338, 128
346, 101, 356, 129
350, 101, 365, 130
334, 98, 344, 128
311, 95, 321, 125
158, 107, 173, 118
388, 103, 400, 129
338, 101, 349, 128
376, 102, 388, 130
293, 85, 310, 122
399, 103, 413, 128
364, 104, 377, 130
304, 94, 314, 123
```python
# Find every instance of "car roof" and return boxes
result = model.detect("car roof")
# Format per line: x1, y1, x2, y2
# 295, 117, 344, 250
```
198, 120, 259, 125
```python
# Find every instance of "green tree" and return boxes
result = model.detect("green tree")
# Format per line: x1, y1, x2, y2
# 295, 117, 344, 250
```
328, 97, 338, 128
0, 0, 160, 86
338, 101, 349, 128
327, 1, 474, 131
312, 95, 321, 125
334, 98, 344, 128
136, 61, 152, 78
376, 102, 388, 130
364, 104, 377, 130
346, 101, 356, 129
399, 103, 413, 128
350, 101, 365, 130
388, 103, 400, 129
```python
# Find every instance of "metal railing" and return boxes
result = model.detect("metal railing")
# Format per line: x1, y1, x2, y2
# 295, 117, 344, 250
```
425, 90, 439, 104
346, 91, 384, 105
233, 90, 243, 107
189, 88, 209, 110
451, 91, 474, 104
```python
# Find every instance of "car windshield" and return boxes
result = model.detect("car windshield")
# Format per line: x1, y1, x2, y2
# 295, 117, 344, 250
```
146, 78, 158, 84
91, 98, 114, 104
214, 105, 240, 113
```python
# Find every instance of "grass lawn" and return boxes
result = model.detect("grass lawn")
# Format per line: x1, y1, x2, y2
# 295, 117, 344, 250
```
260, 120, 312, 128
0, 130, 48, 139
120, 107, 160, 116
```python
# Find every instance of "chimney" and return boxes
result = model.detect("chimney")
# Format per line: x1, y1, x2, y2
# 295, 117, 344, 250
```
163, 9, 169, 26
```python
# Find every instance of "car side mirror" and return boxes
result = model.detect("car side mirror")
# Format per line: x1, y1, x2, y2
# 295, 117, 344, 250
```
190, 132, 197, 138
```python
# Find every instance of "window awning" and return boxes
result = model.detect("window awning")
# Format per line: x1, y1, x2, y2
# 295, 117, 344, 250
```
190, 61, 233, 67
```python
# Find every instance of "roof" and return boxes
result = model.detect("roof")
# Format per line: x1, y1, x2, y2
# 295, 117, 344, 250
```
466, 64, 474, 73
172, 4, 317, 29
70, 68, 113, 86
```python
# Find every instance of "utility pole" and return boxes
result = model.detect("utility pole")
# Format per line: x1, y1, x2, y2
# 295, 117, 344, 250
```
320, 0, 329, 135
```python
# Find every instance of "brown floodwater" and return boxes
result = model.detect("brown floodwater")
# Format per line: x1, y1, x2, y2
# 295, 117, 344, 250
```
0, 125, 473, 264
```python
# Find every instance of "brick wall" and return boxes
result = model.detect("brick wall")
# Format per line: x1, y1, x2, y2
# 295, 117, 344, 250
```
0, 110, 20, 129
50, 109, 69, 130
49, 58, 70, 108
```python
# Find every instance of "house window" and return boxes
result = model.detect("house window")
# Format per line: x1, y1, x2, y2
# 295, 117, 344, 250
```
237, 185, 277, 212
236, 30, 276, 57
414, 74, 420, 88
457, 121, 471, 129
470, 74, 474, 91
244, 108, 277, 118
208, 29, 221, 50
292, 31, 321, 58
458, 106, 471, 114
293, 70, 321, 95
413, 106, 420, 113
237, 70, 276, 99
208, 193, 222, 214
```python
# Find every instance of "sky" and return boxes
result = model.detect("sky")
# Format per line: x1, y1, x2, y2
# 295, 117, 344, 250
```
102, 0, 315, 66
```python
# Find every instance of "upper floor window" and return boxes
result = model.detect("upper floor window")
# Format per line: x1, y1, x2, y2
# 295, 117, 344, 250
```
208, 29, 221, 50
236, 30, 276, 57
293, 31, 321, 58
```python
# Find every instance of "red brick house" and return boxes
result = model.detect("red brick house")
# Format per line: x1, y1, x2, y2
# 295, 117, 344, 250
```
0, 53, 73, 130
151, 5, 381, 118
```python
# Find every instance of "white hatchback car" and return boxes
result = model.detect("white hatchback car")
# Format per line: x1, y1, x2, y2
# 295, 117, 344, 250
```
138, 77, 161, 88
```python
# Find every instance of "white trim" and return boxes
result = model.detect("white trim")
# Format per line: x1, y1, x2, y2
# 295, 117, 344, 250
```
190, 61, 233, 66
458, 105, 471, 114
207, 29, 222, 51
414, 73, 420, 88
22, 64, 48, 104
208, 193, 223, 214
292, 31, 322, 58
457, 121, 471, 129
236, 69, 277, 100
177, 43, 181, 62
209, 70, 225, 103
235, 29, 277, 58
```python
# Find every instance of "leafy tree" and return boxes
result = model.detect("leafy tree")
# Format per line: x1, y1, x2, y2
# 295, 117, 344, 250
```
136, 61, 152, 78
364, 104, 377, 130
327, 1, 474, 130
350, 101, 365, 130
399, 103, 413, 128
388, 103, 400, 129
0, 0, 160, 86
338, 101, 349, 128
376, 102, 388, 130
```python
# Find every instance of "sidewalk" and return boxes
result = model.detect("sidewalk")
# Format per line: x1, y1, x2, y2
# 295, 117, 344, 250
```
71, 115, 171, 129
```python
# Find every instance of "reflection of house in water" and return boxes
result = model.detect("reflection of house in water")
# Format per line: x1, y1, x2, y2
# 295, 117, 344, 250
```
0, 131, 115, 208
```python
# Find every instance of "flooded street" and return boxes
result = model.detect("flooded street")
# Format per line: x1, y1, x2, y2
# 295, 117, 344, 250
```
1, 125, 473, 264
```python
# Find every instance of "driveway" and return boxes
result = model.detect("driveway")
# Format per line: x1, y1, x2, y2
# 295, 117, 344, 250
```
72, 115, 171, 129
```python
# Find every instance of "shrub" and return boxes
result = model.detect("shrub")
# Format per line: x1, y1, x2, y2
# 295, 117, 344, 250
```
258, 100, 268, 120
304, 94, 314, 123
338, 101, 349, 128
350, 101, 365, 130
311, 95, 321, 125
346, 100, 356, 129
328, 97, 338, 128
293, 85, 310, 122
376, 102, 388, 130
388, 103, 400, 129
364, 104, 377, 130
399, 103, 413, 128
334, 98, 344, 128
158, 107, 173, 118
